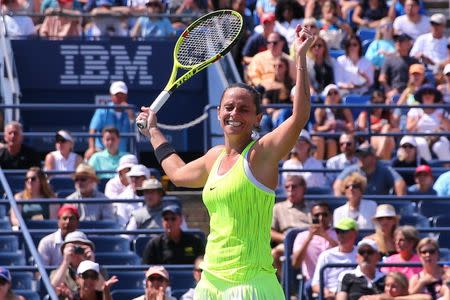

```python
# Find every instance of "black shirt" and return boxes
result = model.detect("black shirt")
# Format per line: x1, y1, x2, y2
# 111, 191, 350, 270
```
142, 231, 205, 265
0, 144, 40, 169
339, 269, 385, 300
391, 157, 428, 186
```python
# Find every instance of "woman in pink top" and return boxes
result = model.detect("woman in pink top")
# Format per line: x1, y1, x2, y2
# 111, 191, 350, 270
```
381, 225, 422, 279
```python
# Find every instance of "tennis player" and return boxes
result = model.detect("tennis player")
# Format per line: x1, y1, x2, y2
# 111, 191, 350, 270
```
137, 25, 314, 299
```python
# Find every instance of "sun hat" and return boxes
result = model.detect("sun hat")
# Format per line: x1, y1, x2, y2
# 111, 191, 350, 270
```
373, 204, 400, 220
61, 231, 95, 252
116, 154, 138, 172
145, 265, 169, 280
136, 178, 164, 196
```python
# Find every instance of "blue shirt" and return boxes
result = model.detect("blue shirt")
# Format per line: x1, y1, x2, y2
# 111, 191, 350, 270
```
138, 17, 175, 38
337, 161, 403, 195
88, 150, 127, 179
89, 103, 131, 152
407, 184, 437, 195
364, 39, 395, 68
433, 171, 450, 196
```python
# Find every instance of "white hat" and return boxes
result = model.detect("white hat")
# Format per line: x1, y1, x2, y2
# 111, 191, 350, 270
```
116, 154, 138, 172
298, 129, 312, 144
357, 239, 379, 252
373, 204, 400, 220
399, 135, 417, 147
430, 13, 446, 25
322, 84, 340, 98
56, 130, 74, 143
443, 64, 450, 76
109, 81, 128, 95
77, 260, 100, 275
61, 231, 95, 252
127, 164, 150, 178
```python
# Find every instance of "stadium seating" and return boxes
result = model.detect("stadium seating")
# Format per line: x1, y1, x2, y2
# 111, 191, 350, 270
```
0, 251, 26, 266
111, 289, 143, 300
282, 228, 304, 300
356, 28, 376, 43
79, 220, 120, 229
89, 236, 131, 253
343, 94, 371, 120
0, 235, 19, 251
25, 219, 57, 229
418, 200, 450, 218
433, 215, 450, 248
109, 271, 145, 291
0, 218, 11, 229
14, 290, 40, 300
399, 213, 430, 228
11, 272, 34, 290
0, 204, 7, 218
96, 252, 141, 265
48, 177, 74, 192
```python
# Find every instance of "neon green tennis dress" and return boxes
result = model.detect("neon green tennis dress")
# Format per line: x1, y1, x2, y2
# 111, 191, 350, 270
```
194, 141, 285, 299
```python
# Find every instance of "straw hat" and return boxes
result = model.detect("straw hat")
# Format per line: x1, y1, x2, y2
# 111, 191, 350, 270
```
372, 204, 400, 222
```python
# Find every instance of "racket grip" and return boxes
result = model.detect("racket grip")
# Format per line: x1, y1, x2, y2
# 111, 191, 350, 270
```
136, 91, 171, 130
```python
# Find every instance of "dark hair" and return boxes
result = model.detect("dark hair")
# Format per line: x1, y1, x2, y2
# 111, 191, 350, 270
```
220, 83, 262, 114
312, 201, 331, 213
275, 0, 304, 21
344, 35, 363, 57
102, 126, 120, 137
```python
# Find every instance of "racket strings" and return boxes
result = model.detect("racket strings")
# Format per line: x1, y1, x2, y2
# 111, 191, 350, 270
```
177, 13, 242, 67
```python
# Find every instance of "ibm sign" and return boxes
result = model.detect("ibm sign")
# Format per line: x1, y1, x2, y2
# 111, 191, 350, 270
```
59, 44, 153, 86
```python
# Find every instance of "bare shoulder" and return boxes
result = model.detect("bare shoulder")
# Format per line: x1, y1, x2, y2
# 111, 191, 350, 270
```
203, 145, 224, 171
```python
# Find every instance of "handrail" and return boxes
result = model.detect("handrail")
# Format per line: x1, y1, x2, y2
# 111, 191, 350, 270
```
0, 168, 58, 300
0, 228, 205, 235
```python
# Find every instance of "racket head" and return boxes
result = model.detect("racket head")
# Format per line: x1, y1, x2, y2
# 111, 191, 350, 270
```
173, 10, 243, 69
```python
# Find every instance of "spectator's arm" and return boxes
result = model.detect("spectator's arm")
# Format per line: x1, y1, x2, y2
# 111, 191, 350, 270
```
292, 232, 313, 268
351, 5, 368, 27
85, 128, 98, 160
333, 178, 343, 196
102, 204, 116, 221
394, 179, 407, 195
304, 0, 315, 18
336, 291, 348, 300
130, 19, 142, 38
44, 152, 55, 171
51, 248, 72, 287
387, 0, 398, 19
270, 229, 284, 244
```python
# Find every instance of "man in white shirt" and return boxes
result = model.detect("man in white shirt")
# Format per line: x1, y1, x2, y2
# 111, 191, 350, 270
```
393, 0, 430, 40
326, 133, 358, 184
311, 217, 358, 299
104, 154, 138, 198
410, 13, 448, 74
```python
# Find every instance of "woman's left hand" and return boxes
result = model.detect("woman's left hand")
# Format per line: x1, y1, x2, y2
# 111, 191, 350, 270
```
294, 25, 315, 58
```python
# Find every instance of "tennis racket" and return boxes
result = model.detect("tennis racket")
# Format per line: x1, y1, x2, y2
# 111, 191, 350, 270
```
136, 9, 243, 129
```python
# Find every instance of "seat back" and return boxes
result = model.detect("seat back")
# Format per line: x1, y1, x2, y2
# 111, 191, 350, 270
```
25, 220, 58, 229
90, 236, 131, 253
109, 271, 145, 291
0, 235, 19, 251
0, 219, 11, 230
49, 177, 74, 192
110, 289, 143, 300
343, 94, 371, 120
418, 200, 450, 218
283, 228, 305, 300
79, 220, 120, 229
11, 272, 33, 290
14, 290, 40, 300
399, 213, 430, 228
0, 251, 26, 265
96, 252, 141, 265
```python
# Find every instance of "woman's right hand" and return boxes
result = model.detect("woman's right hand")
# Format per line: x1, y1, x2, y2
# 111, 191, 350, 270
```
137, 106, 157, 137
293, 25, 314, 59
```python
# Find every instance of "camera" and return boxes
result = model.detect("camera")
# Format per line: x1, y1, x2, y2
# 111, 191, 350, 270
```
74, 245, 85, 255
312, 218, 320, 224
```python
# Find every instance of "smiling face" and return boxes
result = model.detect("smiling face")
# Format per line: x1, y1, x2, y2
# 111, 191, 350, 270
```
218, 87, 262, 138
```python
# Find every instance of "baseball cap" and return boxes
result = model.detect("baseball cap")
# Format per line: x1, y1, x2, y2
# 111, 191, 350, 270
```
409, 64, 425, 75
55, 130, 74, 143
334, 217, 358, 231
145, 265, 169, 280
162, 204, 182, 216
136, 178, 163, 196
355, 143, 375, 156
116, 154, 138, 172
61, 231, 95, 252
260, 13, 275, 24
298, 129, 312, 144
399, 135, 417, 147
127, 164, 150, 178
0, 267, 11, 283
430, 13, 446, 25
357, 239, 379, 251
443, 64, 450, 76
77, 260, 100, 275
57, 204, 80, 219
109, 81, 128, 95
322, 84, 340, 98
415, 165, 432, 176
393, 33, 412, 42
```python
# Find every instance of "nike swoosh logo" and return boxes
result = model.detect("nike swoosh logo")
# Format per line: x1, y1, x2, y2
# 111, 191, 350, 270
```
210, 187, 216, 191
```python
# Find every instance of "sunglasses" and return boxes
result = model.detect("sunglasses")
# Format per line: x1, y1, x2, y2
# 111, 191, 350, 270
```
335, 229, 351, 234
345, 183, 361, 190
401, 144, 415, 149
148, 275, 165, 282
25, 176, 38, 182
163, 216, 177, 222
328, 91, 339, 96
75, 177, 88, 183
284, 184, 301, 189
420, 248, 437, 255
358, 249, 376, 256
312, 212, 329, 218
340, 142, 352, 146
81, 272, 99, 280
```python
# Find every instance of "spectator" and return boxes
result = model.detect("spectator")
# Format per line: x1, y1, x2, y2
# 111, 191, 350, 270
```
406, 84, 450, 161
409, 238, 445, 298
379, 33, 418, 101
351, 0, 388, 29
381, 226, 422, 280
180, 256, 203, 300
365, 18, 396, 71
132, 265, 176, 300
313, 84, 354, 160
306, 36, 337, 97
85, 81, 134, 160
410, 13, 448, 75
0, 267, 25, 300
333, 143, 407, 196
142, 205, 205, 264
408, 165, 437, 195
74, 260, 117, 300
130, 0, 175, 38
127, 178, 165, 231
396, 63, 426, 106
271, 175, 310, 276
39, 0, 82, 38
292, 202, 338, 282
0, 121, 40, 169
317, 0, 353, 50
304, 0, 327, 19
246, 32, 296, 87
88, 127, 127, 180
335, 35, 375, 96
281, 130, 328, 188
336, 239, 385, 300
38, 205, 80, 266
364, 204, 399, 258
274, 0, 304, 47
388, 0, 426, 18
437, 64, 450, 104
44, 130, 83, 177
172, 0, 207, 30
326, 133, 358, 184
333, 172, 377, 229
41, 0, 82, 13
66, 163, 115, 221
10, 167, 58, 229
356, 90, 397, 159
114, 164, 150, 228
433, 170, 450, 196
392, 136, 429, 186
393, 0, 430, 41
104, 154, 138, 198
0, 0, 35, 37
311, 217, 358, 299
255, 0, 276, 18
242, 13, 276, 67
83, 0, 129, 38
50, 231, 104, 297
